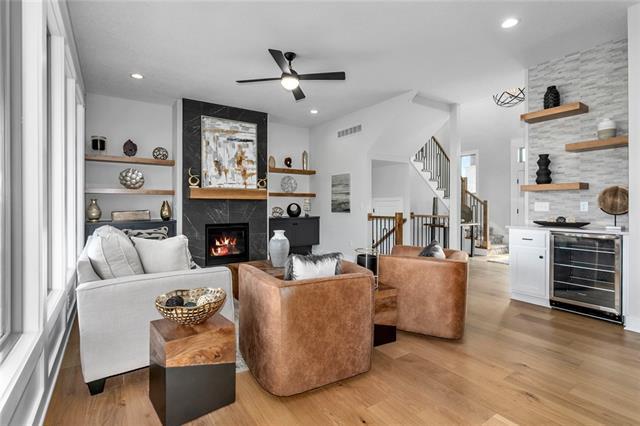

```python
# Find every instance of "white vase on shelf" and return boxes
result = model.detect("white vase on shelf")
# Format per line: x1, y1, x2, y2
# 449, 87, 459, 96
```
269, 230, 290, 267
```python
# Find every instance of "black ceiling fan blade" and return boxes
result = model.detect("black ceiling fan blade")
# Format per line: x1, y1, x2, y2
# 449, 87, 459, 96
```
268, 49, 290, 74
298, 71, 346, 81
236, 77, 281, 83
292, 86, 305, 101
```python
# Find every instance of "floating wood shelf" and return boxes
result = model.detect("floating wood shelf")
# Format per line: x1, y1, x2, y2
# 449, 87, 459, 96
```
565, 135, 628, 152
521, 183, 589, 192
520, 102, 589, 124
269, 167, 316, 175
85, 188, 175, 195
189, 187, 267, 200
269, 192, 316, 198
85, 155, 175, 167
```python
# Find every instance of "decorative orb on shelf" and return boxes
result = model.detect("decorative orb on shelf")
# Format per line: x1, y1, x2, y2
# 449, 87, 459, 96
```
280, 176, 298, 193
152, 146, 169, 160
119, 168, 145, 189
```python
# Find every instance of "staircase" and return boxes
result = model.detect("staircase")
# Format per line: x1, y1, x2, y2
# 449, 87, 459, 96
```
411, 136, 491, 250
411, 136, 450, 208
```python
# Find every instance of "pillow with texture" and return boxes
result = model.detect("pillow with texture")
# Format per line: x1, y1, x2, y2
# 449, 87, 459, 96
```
77, 235, 102, 283
131, 235, 192, 273
419, 240, 446, 259
86, 226, 145, 280
284, 252, 343, 281
122, 226, 169, 240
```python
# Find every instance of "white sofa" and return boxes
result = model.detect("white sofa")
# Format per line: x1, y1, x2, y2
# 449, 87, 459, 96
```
76, 246, 234, 395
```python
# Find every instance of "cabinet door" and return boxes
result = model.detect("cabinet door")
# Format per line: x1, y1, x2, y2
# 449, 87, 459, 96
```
511, 246, 547, 298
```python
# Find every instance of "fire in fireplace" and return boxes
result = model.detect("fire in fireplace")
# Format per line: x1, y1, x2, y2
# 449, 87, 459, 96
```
205, 223, 250, 266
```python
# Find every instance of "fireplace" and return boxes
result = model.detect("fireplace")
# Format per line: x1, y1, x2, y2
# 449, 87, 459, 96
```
205, 223, 250, 266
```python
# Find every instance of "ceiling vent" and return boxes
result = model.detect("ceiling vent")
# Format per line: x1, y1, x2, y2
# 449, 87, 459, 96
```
337, 124, 362, 138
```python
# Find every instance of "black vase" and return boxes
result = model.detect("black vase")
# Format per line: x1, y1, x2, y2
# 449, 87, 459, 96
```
535, 154, 552, 184
543, 86, 560, 109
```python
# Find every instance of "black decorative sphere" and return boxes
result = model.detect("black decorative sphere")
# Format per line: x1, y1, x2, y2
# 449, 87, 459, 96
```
287, 203, 301, 217
284, 157, 292, 168
165, 295, 184, 307
184, 301, 197, 307
543, 86, 560, 109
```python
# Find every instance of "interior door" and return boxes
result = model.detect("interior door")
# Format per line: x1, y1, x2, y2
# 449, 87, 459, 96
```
510, 138, 525, 226
371, 197, 403, 216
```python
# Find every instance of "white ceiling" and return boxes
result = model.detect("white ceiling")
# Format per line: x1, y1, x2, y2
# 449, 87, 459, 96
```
68, 1, 633, 126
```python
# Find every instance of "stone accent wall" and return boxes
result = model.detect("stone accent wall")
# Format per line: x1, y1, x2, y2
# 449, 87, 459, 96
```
182, 99, 268, 266
527, 38, 628, 228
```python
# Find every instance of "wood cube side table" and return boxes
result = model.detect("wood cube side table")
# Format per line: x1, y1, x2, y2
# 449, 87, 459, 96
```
374, 283, 398, 346
149, 314, 236, 426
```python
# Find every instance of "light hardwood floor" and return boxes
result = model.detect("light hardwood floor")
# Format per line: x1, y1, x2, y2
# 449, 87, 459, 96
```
45, 259, 640, 425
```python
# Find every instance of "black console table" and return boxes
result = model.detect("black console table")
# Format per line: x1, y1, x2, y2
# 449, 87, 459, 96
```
269, 216, 319, 255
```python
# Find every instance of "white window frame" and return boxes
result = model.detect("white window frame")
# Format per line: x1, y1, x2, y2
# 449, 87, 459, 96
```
0, 0, 10, 348
45, 8, 68, 316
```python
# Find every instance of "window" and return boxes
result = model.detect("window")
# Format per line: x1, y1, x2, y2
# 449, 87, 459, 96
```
461, 152, 478, 194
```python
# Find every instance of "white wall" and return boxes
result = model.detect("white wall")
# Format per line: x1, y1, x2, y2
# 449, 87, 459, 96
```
309, 91, 449, 259
267, 121, 310, 216
459, 95, 525, 240
84, 93, 175, 219
626, 3, 640, 333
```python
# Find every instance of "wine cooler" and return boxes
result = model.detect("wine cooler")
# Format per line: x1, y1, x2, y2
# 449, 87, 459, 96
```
550, 232, 622, 323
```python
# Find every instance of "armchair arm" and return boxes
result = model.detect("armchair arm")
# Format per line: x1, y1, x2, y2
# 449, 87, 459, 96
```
378, 254, 468, 339
76, 267, 233, 382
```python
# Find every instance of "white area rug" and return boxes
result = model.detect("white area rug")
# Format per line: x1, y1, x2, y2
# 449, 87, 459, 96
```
234, 299, 248, 373
486, 254, 509, 265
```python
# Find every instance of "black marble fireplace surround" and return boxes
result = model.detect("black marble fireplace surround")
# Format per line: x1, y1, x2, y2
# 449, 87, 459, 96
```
182, 99, 268, 266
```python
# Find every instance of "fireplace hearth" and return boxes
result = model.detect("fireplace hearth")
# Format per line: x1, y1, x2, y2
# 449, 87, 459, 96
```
205, 223, 250, 266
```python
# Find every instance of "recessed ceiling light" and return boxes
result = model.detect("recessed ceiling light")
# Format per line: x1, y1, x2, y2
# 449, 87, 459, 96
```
501, 18, 519, 29
130, 73, 144, 80
310, 109, 319, 115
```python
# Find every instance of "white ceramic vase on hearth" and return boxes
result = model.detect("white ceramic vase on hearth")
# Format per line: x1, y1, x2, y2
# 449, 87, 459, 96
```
269, 230, 290, 267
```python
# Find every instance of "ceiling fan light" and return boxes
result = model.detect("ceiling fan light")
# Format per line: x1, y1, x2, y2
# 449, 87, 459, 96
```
281, 75, 299, 91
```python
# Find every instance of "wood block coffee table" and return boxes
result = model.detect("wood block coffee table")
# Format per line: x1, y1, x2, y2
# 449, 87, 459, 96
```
149, 314, 235, 426
227, 259, 284, 300
374, 283, 398, 346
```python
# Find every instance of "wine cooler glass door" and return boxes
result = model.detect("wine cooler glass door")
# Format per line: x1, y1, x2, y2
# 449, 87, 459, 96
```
551, 233, 621, 315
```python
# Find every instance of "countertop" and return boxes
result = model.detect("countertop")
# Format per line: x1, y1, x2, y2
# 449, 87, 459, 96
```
507, 225, 629, 236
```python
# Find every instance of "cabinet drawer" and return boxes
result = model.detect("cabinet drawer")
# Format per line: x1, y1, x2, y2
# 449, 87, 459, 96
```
510, 229, 547, 248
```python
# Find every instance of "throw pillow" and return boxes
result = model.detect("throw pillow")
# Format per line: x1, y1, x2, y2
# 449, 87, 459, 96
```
85, 226, 145, 280
284, 252, 343, 281
131, 235, 192, 274
122, 226, 169, 240
77, 235, 102, 284
419, 240, 446, 259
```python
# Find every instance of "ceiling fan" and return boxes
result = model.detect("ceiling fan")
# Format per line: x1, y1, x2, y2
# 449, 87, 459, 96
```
236, 49, 346, 101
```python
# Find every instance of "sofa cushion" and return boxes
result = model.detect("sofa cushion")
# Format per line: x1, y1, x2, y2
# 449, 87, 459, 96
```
86, 226, 145, 280
77, 235, 102, 284
131, 235, 192, 273
419, 240, 446, 259
284, 252, 343, 280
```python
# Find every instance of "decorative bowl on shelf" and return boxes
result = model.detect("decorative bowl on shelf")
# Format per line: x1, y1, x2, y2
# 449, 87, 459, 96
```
533, 220, 590, 228
155, 287, 226, 326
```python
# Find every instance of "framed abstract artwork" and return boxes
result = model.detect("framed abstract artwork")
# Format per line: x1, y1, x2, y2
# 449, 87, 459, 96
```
331, 173, 351, 213
201, 116, 258, 188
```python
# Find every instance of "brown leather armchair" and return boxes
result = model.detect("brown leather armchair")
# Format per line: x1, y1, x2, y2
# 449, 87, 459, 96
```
239, 261, 375, 396
378, 245, 469, 339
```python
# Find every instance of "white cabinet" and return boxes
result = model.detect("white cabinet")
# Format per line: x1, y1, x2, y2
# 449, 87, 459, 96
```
509, 228, 549, 307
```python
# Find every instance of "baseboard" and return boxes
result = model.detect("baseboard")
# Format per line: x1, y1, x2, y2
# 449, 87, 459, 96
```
624, 315, 640, 334
510, 292, 550, 308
